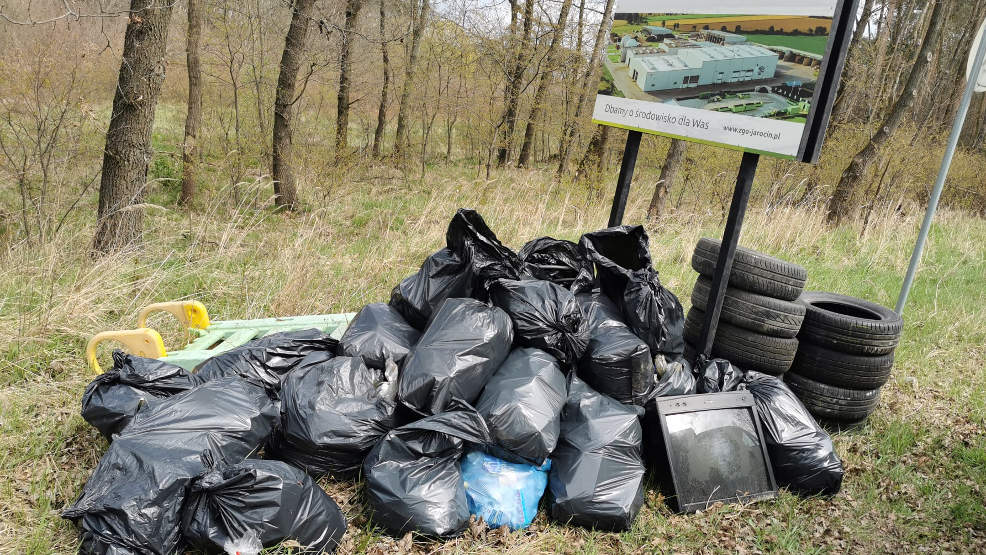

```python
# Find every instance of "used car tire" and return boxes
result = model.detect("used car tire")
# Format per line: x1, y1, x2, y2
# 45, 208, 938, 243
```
791, 341, 894, 389
798, 292, 903, 355
785, 372, 881, 422
691, 275, 805, 338
691, 238, 806, 301
684, 307, 798, 375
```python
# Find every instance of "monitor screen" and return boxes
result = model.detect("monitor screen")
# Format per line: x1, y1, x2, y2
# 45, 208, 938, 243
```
665, 407, 773, 509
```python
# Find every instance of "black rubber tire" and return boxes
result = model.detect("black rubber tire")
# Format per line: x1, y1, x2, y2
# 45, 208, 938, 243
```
785, 372, 881, 422
691, 238, 807, 301
798, 292, 903, 355
684, 307, 798, 375
791, 341, 894, 389
691, 275, 805, 338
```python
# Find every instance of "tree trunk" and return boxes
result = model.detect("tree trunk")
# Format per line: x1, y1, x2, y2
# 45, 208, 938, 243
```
178, 0, 203, 207
826, 0, 946, 225
336, 0, 362, 154
647, 138, 688, 221
517, 0, 573, 168
574, 124, 611, 184
557, 0, 615, 176
272, 0, 317, 210
497, 0, 534, 167
92, 0, 175, 254
852, 0, 875, 46
372, 0, 390, 157
394, 0, 429, 159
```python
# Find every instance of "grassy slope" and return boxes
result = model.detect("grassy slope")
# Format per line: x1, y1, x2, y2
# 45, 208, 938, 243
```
1, 155, 985, 552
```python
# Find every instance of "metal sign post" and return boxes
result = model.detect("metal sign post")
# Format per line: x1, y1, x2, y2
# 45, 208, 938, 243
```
608, 130, 643, 227
895, 20, 986, 315
698, 152, 759, 355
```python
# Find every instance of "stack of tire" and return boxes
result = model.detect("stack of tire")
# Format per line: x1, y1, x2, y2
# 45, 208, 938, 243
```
785, 292, 903, 424
683, 238, 807, 375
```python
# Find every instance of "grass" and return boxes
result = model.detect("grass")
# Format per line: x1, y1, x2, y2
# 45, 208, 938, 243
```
741, 34, 829, 55
2, 152, 986, 552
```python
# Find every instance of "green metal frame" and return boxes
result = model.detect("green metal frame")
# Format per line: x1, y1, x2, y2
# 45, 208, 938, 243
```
162, 313, 355, 370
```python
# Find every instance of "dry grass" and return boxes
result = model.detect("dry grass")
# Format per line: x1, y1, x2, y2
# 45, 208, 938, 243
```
1, 163, 985, 553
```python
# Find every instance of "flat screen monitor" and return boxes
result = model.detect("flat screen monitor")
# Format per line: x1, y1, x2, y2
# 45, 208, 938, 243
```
654, 391, 777, 513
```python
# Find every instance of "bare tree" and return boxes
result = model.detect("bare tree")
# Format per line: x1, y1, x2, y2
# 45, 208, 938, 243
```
179, 0, 203, 206
647, 139, 688, 221
496, 0, 534, 167
394, 0, 429, 159
826, 0, 945, 225
92, 0, 175, 254
518, 0, 573, 169
372, 0, 390, 157
557, 0, 615, 176
336, 0, 363, 154
272, 0, 318, 210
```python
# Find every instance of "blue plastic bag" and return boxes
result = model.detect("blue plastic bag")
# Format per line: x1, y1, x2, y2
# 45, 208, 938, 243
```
461, 451, 550, 530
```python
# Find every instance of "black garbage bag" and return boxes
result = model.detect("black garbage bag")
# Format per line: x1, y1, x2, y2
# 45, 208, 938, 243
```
182, 458, 347, 554
741, 371, 844, 496
576, 289, 624, 329
475, 347, 567, 465
338, 302, 421, 369
446, 208, 529, 298
490, 279, 589, 366
548, 377, 645, 531
363, 403, 493, 538
652, 354, 697, 397
267, 356, 396, 479
519, 237, 593, 289
398, 298, 513, 415
579, 226, 685, 357
696, 355, 744, 394
63, 377, 278, 555
194, 328, 337, 395
576, 289, 655, 405
81, 351, 201, 440
390, 247, 473, 330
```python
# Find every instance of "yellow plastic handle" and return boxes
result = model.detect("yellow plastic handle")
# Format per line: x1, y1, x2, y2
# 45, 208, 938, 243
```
86, 328, 167, 374
137, 301, 211, 330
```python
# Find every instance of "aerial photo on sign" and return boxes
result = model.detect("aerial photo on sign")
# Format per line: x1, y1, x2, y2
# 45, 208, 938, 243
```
594, 2, 846, 160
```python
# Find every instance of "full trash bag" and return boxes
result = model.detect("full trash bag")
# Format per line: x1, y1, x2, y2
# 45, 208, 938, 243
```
363, 403, 493, 538
446, 208, 529, 298
519, 237, 593, 289
390, 247, 473, 330
81, 351, 201, 439
577, 289, 656, 405
490, 279, 589, 366
398, 298, 513, 416
741, 371, 844, 496
548, 378, 645, 531
474, 347, 567, 465
63, 376, 278, 555
194, 328, 338, 395
182, 458, 347, 554
337, 303, 421, 369
651, 354, 697, 398
267, 356, 396, 479
580, 225, 685, 357
696, 355, 744, 394
461, 451, 550, 531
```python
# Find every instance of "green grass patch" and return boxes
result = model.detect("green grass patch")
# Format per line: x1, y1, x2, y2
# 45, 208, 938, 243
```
741, 33, 829, 55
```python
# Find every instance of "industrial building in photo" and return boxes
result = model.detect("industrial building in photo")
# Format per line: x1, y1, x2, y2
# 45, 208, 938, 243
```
625, 41, 779, 92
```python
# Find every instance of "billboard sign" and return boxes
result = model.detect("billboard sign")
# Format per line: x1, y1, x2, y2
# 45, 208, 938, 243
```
593, 0, 857, 162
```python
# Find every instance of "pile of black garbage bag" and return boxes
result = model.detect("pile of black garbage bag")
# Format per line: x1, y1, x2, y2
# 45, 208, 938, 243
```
68, 209, 845, 553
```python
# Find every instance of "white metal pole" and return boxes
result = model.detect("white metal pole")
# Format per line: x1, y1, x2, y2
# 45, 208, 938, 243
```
895, 33, 986, 315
